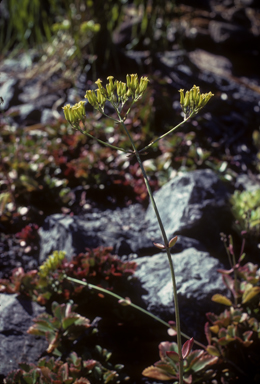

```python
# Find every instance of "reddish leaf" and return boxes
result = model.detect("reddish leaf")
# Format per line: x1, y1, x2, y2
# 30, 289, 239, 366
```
159, 341, 178, 360
153, 242, 166, 250
217, 268, 233, 275
183, 374, 192, 384
204, 322, 211, 345
222, 274, 235, 294
182, 338, 194, 359
142, 366, 177, 381
83, 360, 97, 370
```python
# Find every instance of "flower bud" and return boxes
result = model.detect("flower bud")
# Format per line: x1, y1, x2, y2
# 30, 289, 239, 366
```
95, 78, 107, 97
139, 76, 149, 93
179, 89, 184, 106
183, 91, 190, 108
85, 90, 98, 107
126, 74, 131, 88
62, 104, 73, 122
96, 89, 106, 109
133, 74, 139, 90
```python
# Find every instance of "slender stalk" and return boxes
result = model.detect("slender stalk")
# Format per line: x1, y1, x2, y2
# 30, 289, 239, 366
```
75, 125, 132, 154
116, 113, 184, 383
66, 276, 206, 350
138, 111, 196, 154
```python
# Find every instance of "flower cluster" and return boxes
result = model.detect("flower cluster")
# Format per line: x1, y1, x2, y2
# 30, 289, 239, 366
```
62, 100, 86, 126
85, 74, 149, 112
179, 85, 214, 119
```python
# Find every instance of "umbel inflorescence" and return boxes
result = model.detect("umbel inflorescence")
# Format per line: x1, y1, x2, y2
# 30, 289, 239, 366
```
62, 75, 213, 126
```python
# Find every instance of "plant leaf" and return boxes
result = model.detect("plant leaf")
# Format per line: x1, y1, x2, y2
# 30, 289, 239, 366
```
169, 236, 178, 248
206, 345, 220, 357
153, 242, 165, 250
159, 341, 178, 360
142, 366, 177, 380
204, 322, 211, 345
242, 286, 260, 304
166, 351, 179, 363
211, 294, 232, 306
182, 338, 194, 359
191, 354, 218, 372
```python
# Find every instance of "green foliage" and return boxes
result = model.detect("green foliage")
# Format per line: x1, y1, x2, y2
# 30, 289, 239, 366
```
142, 340, 218, 383
205, 235, 260, 383
39, 250, 66, 278
0, 95, 157, 230
0, 0, 176, 64
27, 301, 92, 355
0, 247, 137, 305
230, 189, 260, 241
4, 351, 124, 384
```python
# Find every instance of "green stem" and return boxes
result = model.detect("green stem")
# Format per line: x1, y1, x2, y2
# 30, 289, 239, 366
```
117, 114, 184, 384
65, 276, 206, 350
138, 112, 195, 154
75, 125, 132, 154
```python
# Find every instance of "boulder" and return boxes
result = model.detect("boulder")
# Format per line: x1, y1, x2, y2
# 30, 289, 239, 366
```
134, 247, 229, 340
39, 170, 227, 264
39, 203, 151, 264
0, 293, 48, 380
144, 169, 232, 257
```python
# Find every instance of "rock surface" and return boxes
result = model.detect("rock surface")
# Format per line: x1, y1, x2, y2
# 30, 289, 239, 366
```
145, 169, 232, 256
134, 247, 228, 339
0, 293, 47, 380
39, 169, 230, 262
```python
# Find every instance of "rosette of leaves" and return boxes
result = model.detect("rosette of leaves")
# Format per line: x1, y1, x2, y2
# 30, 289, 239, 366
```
4, 351, 123, 384
230, 189, 260, 242
142, 340, 218, 383
27, 301, 93, 356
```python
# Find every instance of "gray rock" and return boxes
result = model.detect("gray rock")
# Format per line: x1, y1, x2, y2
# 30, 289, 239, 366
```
39, 170, 231, 263
39, 204, 151, 264
7, 104, 41, 125
209, 21, 253, 45
134, 247, 229, 338
235, 173, 260, 192
0, 293, 48, 378
145, 169, 232, 255
0, 78, 18, 110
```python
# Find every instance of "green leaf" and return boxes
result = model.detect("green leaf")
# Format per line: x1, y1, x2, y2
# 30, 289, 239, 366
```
75, 315, 91, 328
62, 314, 79, 330
166, 351, 179, 363
191, 354, 218, 372
52, 302, 63, 322
211, 294, 232, 306
103, 370, 117, 384
242, 286, 260, 304
206, 345, 220, 357
142, 366, 177, 381
169, 236, 178, 248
